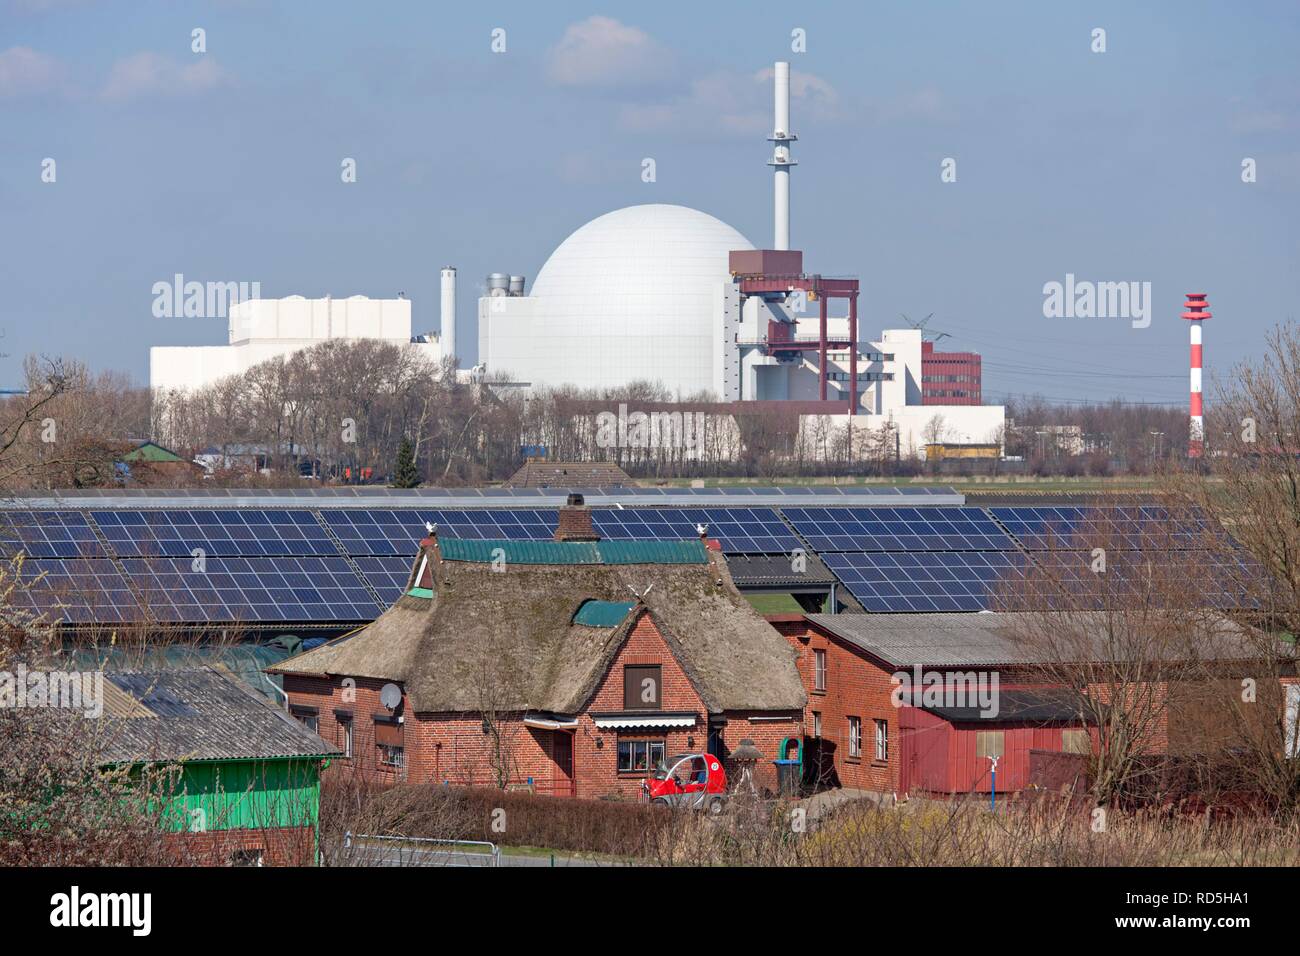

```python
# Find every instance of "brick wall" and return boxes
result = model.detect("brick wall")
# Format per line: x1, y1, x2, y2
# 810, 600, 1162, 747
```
772, 618, 898, 794
165, 825, 315, 866
282, 611, 803, 800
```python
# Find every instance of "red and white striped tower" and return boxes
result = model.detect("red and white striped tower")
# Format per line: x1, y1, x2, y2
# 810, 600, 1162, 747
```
1182, 292, 1211, 458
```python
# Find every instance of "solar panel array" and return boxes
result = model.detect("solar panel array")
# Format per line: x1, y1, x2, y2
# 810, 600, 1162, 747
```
989, 506, 1211, 551
823, 551, 1030, 613
323, 508, 556, 555
121, 556, 380, 623
784, 507, 1013, 553
0, 511, 106, 558
10, 559, 137, 624
91, 509, 337, 558
593, 508, 801, 553
0, 497, 1250, 624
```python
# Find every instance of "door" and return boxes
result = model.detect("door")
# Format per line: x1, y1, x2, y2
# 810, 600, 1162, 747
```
552, 731, 574, 796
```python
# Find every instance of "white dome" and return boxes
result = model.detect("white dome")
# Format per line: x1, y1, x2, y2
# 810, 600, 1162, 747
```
515, 204, 753, 395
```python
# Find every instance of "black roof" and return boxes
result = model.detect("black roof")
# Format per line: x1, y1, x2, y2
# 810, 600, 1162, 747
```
97, 667, 338, 764
913, 687, 1093, 723
723, 552, 836, 588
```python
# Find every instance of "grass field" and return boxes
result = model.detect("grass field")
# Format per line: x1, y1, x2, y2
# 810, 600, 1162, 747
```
641, 475, 1164, 493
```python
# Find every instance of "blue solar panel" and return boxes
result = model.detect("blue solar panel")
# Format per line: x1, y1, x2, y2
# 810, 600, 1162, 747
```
322, 509, 557, 555
823, 551, 1030, 612
989, 506, 1211, 551
354, 556, 413, 601
91, 510, 336, 558
1013, 549, 1259, 610
0, 511, 107, 558
784, 507, 1014, 553
120, 556, 380, 623
592, 507, 800, 554
11, 558, 136, 623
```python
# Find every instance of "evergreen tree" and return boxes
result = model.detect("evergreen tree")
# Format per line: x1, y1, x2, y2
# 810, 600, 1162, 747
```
392, 438, 420, 488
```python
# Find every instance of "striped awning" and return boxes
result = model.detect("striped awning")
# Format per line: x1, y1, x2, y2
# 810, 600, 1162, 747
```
592, 713, 697, 730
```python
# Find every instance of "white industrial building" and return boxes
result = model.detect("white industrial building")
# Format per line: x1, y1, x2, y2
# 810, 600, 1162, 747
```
150, 292, 456, 393
148, 60, 1003, 458
475, 62, 1004, 456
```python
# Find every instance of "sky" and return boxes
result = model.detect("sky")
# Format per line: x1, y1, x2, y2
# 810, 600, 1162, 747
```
2, 0, 1298, 405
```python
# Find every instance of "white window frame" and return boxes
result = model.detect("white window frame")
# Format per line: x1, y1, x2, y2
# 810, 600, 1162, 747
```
848, 716, 861, 758
814, 650, 827, 692
874, 719, 888, 762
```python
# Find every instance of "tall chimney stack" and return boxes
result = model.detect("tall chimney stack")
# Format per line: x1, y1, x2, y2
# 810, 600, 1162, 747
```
440, 266, 457, 363
768, 62, 797, 251
1182, 292, 1211, 458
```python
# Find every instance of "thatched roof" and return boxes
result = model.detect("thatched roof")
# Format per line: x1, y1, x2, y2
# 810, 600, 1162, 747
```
270, 536, 805, 715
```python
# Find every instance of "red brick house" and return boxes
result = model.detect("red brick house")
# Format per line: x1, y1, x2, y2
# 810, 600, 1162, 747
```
774, 612, 1279, 799
269, 499, 806, 798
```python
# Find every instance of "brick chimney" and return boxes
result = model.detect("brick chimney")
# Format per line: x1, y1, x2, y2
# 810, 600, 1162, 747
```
554, 493, 600, 542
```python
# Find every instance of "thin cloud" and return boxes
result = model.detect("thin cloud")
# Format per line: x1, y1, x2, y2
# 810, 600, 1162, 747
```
0, 46, 66, 98
546, 16, 673, 90
620, 67, 840, 138
101, 52, 228, 101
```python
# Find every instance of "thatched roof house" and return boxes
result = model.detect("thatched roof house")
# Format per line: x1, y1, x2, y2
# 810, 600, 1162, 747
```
270, 498, 805, 796
272, 534, 805, 714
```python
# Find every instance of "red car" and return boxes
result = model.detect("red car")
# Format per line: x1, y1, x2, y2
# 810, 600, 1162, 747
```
643, 752, 728, 814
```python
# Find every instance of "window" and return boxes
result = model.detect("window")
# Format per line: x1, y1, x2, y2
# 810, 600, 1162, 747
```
374, 716, 403, 768
229, 848, 263, 867
848, 717, 861, 758
338, 715, 354, 758
617, 739, 665, 773
813, 650, 827, 692
290, 706, 318, 734
812, 711, 822, 738
1062, 729, 1090, 754
874, 719, 889, 762
975, 731, 1005, 759
623, 665, 662, 710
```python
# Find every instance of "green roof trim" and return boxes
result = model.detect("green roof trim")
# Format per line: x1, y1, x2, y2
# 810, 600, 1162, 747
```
405, 586, 434, 599
572, 599, 636, 628
438, 537, 708, 566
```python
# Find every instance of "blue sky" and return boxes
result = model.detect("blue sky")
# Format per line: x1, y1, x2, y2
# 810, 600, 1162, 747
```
2, 0, 1298, 403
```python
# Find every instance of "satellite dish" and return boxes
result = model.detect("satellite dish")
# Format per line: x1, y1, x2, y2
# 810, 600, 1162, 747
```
380, 683, 402, 710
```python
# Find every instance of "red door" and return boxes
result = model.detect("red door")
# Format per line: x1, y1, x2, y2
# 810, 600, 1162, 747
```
552, 732, 574, 796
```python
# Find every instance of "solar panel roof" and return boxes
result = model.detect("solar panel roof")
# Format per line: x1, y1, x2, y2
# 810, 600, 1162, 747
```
823, 551, 1031, 613
785, 506, 1015, 553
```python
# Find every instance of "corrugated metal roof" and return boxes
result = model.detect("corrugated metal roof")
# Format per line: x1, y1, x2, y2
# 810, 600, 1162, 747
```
572, 599, 636, 627
808, 612, 1266, 668
438, 537, 708, 566
98, 668, 340, 763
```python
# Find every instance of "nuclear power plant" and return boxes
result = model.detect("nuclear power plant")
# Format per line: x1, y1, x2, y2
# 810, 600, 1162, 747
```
474, 61, 1005, 449
149, 61, 1006, 454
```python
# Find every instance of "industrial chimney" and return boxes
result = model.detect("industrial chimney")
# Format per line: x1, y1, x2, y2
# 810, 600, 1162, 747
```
768, 61, 797, 250
440, 266, 457, 363
1182, 292, 1211, 458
